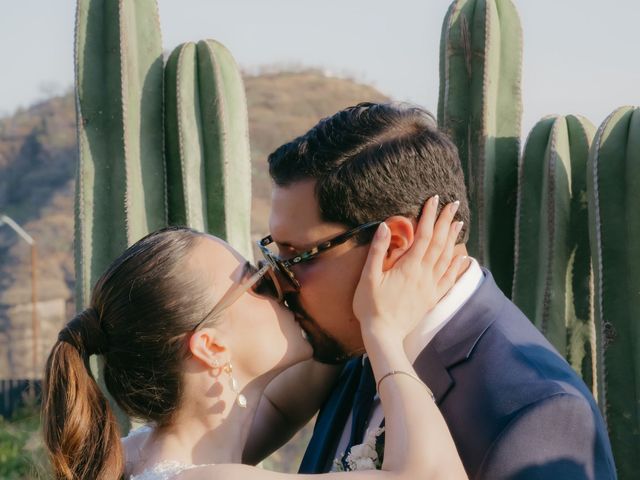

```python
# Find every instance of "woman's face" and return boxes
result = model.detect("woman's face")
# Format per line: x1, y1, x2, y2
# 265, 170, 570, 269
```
189, 235, 313, 381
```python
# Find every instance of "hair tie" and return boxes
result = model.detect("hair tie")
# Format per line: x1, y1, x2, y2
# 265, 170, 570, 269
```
58, 308, 108, 355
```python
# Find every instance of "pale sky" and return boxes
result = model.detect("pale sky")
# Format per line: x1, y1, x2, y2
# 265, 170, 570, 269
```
1, 0, 638, 137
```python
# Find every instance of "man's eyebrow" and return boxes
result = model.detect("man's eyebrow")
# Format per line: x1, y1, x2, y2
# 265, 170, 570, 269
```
274, 239, 309, 251
271, 231, 318, 251
274, 239, 293, 248
269, 233, 294, 248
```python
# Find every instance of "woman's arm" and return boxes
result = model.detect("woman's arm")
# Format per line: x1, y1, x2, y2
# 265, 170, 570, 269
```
186, 354, 466, 480
349, 196, 468, 479
181, 197, 468, 479
359, 328, 467, 479
242, 359, 341, 464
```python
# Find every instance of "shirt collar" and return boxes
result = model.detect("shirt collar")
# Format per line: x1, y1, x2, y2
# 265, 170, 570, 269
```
404, 257, 484, 363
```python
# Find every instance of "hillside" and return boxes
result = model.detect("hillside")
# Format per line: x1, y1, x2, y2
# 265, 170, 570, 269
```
0, 70, 389, 379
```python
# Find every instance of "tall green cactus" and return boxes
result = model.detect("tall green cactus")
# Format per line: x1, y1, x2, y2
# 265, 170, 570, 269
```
74, 0, 165, 432
438, 0, 522, 295
74, 0, 165, 310
165, 40, 252, 260
512, 115, 596, 387
588, 106, 640, 478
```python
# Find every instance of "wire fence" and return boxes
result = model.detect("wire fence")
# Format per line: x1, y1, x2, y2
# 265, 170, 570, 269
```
0, 379, 41, 419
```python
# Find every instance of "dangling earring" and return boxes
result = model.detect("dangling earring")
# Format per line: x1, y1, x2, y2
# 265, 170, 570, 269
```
224, 361, 247, 408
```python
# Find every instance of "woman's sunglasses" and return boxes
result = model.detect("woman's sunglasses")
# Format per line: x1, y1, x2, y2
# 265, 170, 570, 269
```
193, 261, 282, 330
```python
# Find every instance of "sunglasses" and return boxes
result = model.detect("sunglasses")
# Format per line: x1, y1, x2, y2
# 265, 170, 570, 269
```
192, 220, 382, 330
257, 220, 382, 292
193, 261, 280, 330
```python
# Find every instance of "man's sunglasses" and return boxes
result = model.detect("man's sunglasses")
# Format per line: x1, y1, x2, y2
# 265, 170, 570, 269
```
256, 220, 382, 296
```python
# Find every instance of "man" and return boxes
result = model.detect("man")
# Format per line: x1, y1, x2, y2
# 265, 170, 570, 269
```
244, 103, 616, 478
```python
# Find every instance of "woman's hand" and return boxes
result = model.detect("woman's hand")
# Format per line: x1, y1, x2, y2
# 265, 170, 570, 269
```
353, 196, 466, 340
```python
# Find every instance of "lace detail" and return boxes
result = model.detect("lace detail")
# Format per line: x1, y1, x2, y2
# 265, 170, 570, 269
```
124, 426, 214, 479
126, 424, 154, 438
130, 460, 214, 480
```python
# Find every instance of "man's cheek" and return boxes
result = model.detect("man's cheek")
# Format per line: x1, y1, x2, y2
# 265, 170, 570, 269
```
296, 267, 326, 297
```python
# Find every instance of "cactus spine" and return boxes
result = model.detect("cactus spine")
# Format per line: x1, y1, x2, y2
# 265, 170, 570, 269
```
438, 0, 522, 295
588, 106, 640, 477
512, 115, 596, 385
74, 0, 165, 310
165, 40, 252, 260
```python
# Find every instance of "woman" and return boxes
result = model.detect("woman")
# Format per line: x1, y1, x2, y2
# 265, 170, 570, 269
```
42, 197, 468, 479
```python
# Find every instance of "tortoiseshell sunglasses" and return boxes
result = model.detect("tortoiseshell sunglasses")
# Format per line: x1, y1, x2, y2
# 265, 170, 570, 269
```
257, 220, 382, 291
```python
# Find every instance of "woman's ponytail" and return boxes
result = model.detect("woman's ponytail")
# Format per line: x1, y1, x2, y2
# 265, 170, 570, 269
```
42, 308, 124, 479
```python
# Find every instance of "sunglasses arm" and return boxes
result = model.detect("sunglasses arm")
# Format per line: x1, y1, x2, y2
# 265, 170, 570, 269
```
197, 263, 273, 327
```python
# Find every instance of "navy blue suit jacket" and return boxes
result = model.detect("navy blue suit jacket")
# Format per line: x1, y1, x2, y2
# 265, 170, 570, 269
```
299, 270, 617, 479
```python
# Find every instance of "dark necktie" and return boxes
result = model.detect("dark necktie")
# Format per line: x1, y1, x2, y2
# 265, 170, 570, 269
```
341, 356, 377, 467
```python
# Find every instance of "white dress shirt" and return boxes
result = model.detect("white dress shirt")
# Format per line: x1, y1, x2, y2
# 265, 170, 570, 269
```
332, 257, 484, 461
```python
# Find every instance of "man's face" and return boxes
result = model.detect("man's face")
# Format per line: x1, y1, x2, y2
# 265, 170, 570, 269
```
268, 180, 370, 363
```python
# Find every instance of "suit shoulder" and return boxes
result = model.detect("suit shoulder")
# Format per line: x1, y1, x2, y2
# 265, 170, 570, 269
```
477, 393, 616, 479
463, 308, 596, 415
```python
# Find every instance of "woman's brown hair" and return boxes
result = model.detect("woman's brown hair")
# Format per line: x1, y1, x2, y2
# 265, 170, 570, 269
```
42, 227, 214, 479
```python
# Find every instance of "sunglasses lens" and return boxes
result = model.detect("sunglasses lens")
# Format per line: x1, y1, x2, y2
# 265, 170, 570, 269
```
252, 273, 278, 299
252, 261, 283, 301
259, 246, 301, 291
267, 269, 284, 301
278, 262, 300, 289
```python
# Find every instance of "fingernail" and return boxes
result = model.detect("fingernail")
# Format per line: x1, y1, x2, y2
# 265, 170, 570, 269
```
378, 222, 389, 237
433, 195, 440, 205
451, 201, 460, 213
456, 221, 464, 232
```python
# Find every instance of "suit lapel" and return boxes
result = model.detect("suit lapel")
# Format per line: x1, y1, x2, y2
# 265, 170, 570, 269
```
301, 270, 507, 472
414, 269, 504, 404
413, 346, 455, 403
299, 357, 362, 473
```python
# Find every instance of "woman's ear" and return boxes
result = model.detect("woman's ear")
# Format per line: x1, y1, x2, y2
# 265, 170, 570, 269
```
189, 329, 227, 368
381, 216, 416, 271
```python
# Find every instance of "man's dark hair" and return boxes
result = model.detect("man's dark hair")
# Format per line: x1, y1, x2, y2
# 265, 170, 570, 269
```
268, 102, 470, 243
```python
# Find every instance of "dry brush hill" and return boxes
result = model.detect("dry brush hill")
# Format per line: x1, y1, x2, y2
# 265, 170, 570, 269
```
0, 70, 389, 379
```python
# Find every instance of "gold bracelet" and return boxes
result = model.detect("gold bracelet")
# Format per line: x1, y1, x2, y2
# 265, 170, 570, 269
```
376, 370, 435, 401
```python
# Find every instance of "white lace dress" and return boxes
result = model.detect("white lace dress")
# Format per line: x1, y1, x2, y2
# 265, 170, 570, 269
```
130, 460, 213, 480
125, 426, 215, 480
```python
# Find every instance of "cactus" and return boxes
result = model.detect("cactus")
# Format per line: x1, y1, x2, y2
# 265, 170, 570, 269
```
74, 0, 165, 311
438, 0, 522, 295
588, 106, 640, 477
74, 0, 165, 432
512, 115, 596, 387
164, 40, 252, 260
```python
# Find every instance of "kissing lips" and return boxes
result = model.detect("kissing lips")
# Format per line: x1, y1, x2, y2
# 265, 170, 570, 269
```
284, 294, 349, 363
294, 312, 312, 342
300, 327, 310, 341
